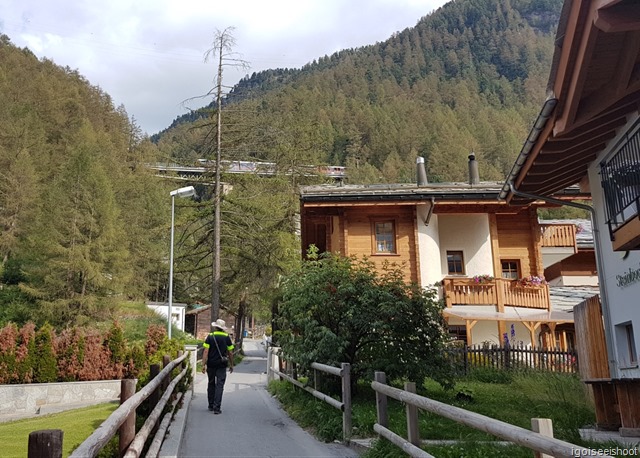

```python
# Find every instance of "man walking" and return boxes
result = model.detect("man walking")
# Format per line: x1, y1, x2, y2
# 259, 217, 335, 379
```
201, 319, 234, 414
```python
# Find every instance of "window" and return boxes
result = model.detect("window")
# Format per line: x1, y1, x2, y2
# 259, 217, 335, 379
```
501, 260, 520, 279
615, 322, 638, 367
448, 325, 467, 343
626, 324, 638, 366
447, 251, 465, 275
373, 221, 396, 253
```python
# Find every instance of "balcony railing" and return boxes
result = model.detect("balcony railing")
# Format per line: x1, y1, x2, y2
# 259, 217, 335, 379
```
539, 223, 577, 249
443, 278, 550, 310
600, 125, 640, 250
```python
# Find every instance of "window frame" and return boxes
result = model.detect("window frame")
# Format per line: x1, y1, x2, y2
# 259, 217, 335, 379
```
626, 323, 638, 366
501, 259, 521, 280
371, 219, 397, 255
446, 250, 465, 275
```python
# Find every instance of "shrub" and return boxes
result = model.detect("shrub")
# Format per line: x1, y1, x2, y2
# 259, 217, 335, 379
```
0, 321, 153, 383
0, 323, 19, 383
145, 324, 166, 357
16, 321, 36, 383
33, 323, 57, 383
55, 327, 86, 381
277, 251, 452, 389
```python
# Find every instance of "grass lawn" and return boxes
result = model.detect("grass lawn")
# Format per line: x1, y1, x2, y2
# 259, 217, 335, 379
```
268, 369, 629, 458
0, 403, 118, 458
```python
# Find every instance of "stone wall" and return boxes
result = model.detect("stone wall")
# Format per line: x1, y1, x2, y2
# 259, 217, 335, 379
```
0, 380, 122, 420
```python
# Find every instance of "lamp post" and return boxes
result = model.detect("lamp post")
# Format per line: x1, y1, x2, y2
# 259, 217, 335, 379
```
168, 185, 196, 339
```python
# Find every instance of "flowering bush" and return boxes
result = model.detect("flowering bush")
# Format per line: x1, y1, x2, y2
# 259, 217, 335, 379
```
472, 274, 494, 284
0, 321, 154, 383
518, 275, 547, 287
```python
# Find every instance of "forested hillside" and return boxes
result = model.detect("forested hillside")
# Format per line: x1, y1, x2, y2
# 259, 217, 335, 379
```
0, 0, 565, 329
155, 0, 562, 184
0, 35, 168, 326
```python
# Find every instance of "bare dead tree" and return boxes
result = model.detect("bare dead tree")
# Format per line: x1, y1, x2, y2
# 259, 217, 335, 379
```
204, 27, 249, 323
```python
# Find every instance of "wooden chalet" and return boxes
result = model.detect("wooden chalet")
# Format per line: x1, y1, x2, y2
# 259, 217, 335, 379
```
300, 156, 590, 350
502, 0, 640, 436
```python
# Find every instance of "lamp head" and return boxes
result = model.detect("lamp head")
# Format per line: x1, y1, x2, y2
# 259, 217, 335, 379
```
170, 186, 196, 198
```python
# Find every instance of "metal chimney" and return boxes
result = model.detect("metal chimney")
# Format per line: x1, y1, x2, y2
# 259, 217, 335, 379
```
416, 156, 428, 186
468, 152, 480, 186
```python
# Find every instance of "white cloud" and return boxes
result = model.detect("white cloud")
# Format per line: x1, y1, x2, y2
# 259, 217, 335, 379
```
0, 0, 449, 135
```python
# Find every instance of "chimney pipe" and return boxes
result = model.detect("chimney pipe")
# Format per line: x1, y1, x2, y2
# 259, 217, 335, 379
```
416, 156, 428, 186
468, 152, 480, 186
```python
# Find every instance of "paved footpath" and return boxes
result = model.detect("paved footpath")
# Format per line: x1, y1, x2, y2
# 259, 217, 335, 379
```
179, 339, 359, 458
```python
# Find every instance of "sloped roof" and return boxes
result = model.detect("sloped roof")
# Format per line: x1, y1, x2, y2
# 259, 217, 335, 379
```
301, 182, 588, 204
504, 0, 640, 202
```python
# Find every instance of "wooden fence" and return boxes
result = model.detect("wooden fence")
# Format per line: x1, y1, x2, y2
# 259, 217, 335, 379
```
445, 344, 578, 375
27, 349, 194, 458
267, 346, 352, 442
372, 371, 612, 458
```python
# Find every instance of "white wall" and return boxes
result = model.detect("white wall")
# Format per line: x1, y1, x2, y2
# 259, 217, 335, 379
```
437, 214, 494, 277
417, 203, 443, 286
148, 304, 186, 331
588, 116, 640, 380
548, 275, 599, 287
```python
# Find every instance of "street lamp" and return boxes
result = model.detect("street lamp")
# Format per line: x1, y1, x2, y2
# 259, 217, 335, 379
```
168, 185, 196, 339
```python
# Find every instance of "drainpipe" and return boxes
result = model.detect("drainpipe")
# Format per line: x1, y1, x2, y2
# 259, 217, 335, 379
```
507, 183, 618, 379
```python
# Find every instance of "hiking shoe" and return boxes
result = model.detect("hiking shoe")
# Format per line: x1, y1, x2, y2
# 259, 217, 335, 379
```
208, 406, 214, 411
213, 409, 221, 414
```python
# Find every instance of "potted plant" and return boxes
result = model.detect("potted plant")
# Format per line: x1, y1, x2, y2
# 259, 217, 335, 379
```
517, 275, 547, 287
472, 274, 494, 284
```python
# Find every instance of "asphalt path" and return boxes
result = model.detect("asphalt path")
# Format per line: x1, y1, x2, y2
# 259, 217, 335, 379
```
179, 339, 359, 458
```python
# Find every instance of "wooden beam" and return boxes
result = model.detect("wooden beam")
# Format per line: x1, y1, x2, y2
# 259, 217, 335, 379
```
412, 207, 421, 288
554, 22, 600, 135
574, 39, 640, 125
537, 129, 617, 155
466, 320, 478, 346
595, 5, 640, 33
520, 165, 591, 195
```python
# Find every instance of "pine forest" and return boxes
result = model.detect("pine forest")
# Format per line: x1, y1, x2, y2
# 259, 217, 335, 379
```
0, 0, 563, 328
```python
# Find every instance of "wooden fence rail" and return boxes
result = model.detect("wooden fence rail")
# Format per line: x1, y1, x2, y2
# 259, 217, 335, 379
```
372, 371, 612, 458
267, 346, 352, 441
445, 344, 578, 374
27, 350, 192, 458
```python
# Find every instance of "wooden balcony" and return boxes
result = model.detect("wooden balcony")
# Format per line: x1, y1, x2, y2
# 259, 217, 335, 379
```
443, 277, 551, 310
539, 223, 577, 249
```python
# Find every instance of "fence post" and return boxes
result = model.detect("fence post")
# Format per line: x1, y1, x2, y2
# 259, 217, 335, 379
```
375, 371, 388, 428
162, 355, 171, 392
531, 418, 554, 458
119, 378, 137, 456
405, 382, 420, 446
28, 430, 63, 458
341, 363, 352, 442
267, 345, 273, 383
184, 344, 198, 396
504, 342, 511, 370
149, 364, 160, 409
463, 344, 469, 375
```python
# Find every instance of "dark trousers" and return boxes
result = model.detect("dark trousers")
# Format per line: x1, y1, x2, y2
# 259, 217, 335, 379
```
206, 365, 227, 410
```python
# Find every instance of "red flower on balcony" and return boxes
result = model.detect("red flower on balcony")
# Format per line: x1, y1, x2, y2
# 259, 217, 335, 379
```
472, 274, 494, 284
517, 275, 547, 287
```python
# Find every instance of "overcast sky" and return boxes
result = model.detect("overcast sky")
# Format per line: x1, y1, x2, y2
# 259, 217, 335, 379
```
1, 0, 449, 135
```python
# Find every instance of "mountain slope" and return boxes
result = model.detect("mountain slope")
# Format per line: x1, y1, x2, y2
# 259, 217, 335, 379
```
155, 0, 562, 184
